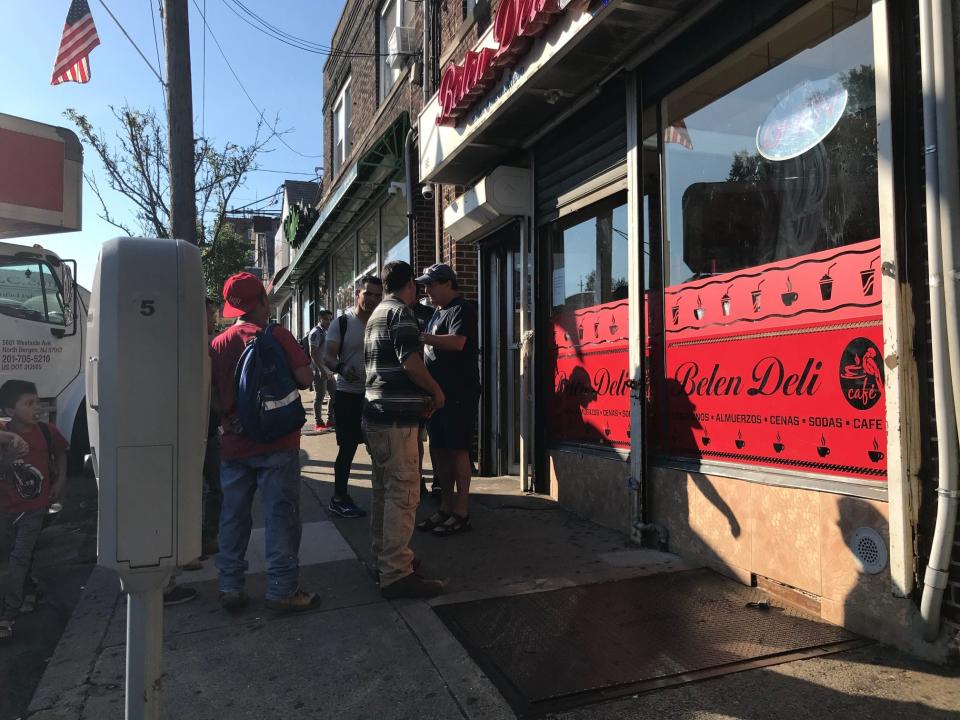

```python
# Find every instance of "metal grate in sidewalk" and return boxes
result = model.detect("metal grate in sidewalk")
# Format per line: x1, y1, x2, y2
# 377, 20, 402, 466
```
434, 568, 864, 717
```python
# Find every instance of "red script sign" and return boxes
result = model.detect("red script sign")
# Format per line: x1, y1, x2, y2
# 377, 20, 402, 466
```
437, 0, 567, 126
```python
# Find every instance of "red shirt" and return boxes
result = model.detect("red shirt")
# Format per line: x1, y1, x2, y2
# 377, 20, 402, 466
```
210, 322, 310, 461
0, 421, 68, 512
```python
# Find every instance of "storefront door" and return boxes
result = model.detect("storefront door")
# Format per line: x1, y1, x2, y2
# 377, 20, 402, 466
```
480, 223, 524, 476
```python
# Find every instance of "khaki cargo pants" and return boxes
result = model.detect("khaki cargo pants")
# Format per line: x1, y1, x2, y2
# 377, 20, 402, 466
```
363, 422, 420, 588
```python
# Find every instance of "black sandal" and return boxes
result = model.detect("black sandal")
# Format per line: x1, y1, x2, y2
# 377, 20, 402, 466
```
416, 511, 450, 532
432, 513, 471, 537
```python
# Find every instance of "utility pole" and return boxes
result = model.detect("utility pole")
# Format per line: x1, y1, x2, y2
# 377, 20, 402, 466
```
164, 0, 197, 245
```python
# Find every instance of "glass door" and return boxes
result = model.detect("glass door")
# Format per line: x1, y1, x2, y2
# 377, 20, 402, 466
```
480, 222, 525, 475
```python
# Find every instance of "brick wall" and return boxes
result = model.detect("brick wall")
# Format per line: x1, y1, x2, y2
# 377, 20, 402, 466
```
426, 1, 505, 300
316, 0, 436, 276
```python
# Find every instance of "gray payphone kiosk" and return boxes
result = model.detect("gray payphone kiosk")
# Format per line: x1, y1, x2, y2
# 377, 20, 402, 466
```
86, 237, 209, 720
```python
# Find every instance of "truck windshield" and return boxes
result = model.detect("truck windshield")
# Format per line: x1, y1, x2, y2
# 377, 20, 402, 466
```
0, 260, 66, 325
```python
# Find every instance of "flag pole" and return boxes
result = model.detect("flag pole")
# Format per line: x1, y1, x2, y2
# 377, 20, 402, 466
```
164, 0, 197, 245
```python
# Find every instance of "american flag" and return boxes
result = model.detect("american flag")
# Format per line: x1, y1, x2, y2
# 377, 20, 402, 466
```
663, 119, 693, 150
51, 0, 100, 85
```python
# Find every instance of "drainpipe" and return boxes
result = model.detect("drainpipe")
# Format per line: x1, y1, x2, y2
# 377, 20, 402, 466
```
918, 0, 960, 642
404, 127, 417, 250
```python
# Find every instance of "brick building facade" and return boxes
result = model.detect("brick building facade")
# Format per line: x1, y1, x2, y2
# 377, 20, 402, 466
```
417, 0, 960, 656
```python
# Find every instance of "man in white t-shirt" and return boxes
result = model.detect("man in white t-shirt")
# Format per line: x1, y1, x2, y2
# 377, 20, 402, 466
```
322, 275, 383, 518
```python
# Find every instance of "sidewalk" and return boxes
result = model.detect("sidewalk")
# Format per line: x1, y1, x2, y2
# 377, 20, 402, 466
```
23, 420, 960, 719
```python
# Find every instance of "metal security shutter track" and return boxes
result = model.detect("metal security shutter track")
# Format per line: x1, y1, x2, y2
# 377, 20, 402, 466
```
534, 78, 627, 224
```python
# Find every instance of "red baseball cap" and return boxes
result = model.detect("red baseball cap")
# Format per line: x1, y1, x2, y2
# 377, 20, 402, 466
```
222, 272, 266, 318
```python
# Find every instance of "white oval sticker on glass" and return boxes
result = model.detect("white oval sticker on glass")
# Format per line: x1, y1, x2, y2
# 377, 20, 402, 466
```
756, 76, 848, 161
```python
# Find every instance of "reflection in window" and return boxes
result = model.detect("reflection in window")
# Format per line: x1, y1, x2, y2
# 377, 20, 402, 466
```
333, 242, 355, 316
380, 193, 409, 265
550, 196, 628, 314
358, 216, 378, 279
0, 261, 65, 325
663, 3, 877, 284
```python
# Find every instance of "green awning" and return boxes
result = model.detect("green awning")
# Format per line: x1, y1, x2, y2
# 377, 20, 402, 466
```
272, 113, 410, 293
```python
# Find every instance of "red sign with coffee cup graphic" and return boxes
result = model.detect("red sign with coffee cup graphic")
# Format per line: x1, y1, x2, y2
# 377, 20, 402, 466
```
657, 237, 886, 481
549, 300, 631, 449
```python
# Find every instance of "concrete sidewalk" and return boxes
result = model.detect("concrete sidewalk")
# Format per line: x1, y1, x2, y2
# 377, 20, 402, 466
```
23, 425, 960, 719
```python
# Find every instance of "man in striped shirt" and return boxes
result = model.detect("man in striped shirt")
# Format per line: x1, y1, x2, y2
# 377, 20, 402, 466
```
363, 261, 447, 598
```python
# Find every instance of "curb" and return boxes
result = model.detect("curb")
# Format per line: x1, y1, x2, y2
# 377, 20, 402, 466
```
26, 566, 122, 719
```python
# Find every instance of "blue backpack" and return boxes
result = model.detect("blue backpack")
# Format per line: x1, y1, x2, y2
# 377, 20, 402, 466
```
234, 324, 306, 442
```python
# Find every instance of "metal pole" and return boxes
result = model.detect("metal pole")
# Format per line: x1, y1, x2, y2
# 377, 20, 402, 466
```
164, 0, 197, 244
125, 587, 164, 720
519, 217, 530, 492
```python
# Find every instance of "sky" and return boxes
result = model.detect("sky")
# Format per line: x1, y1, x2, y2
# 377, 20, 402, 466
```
0, 0, 342, 287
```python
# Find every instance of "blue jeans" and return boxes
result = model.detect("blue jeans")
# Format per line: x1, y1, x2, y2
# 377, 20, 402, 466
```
215, 451, 302, 601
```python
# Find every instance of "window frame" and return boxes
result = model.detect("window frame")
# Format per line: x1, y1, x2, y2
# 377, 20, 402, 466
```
641, 2, 894, 499
378, 0, 407, 104
331, 76, 352, 175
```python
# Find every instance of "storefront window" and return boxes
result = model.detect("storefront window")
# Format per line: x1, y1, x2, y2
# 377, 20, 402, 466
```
380, 193, 409, 265
333, 240, 355, 315
358, 216, 378, 279
652, 3, 885, 482
547, 194, 630, 450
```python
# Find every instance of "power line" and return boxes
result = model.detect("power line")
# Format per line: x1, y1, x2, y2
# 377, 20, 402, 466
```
96, 0, 166, 85
248, 169, 322, 176
220, 0, 410, 59
148, 0, 168, 114
189, 0, 324, 159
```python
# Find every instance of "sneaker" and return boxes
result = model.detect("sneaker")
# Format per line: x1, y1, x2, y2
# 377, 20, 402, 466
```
0, 619, 13, 641
181, 559, 203, 572
219, 590, 249, 610
328, 497, 367, 518
380, 573, 446, 599
163, 585, 198, 606
314, 423, 325, 432
430, 482, 442, 498
264, 589, 321, 614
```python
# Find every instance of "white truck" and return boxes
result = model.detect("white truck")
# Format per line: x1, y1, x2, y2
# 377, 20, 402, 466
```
0, 113, 88, 461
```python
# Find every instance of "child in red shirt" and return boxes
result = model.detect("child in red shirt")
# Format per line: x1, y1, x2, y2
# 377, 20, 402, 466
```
0, 380, 68, 641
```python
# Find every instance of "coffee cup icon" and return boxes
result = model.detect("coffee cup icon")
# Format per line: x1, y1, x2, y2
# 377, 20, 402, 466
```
671, 304, 680, 325
868, 449, 884, 462
781, 291, 798, 306
721, 294, 731, 316
860, 268, 876, 296
820, 275, 833, 301
751, 290, 762, 313
773, 441, 784, 453
735, 438, 746, 449
817, 445, 830, 458
701, 434, 711, 446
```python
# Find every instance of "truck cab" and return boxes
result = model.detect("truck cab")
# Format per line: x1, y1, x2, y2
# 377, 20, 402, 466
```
0, 242, 88, 453
0, 113, 87, 459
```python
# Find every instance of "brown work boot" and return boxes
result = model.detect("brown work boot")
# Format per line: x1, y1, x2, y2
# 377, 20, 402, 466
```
380, 573, 446, 599
264, 589, 321, 613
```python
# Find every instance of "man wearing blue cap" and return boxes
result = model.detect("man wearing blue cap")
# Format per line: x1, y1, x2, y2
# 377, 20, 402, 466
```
415, 263, 480, 536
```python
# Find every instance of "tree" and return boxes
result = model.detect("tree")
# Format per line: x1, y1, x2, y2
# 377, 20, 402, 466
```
65, 104, 278, 293
201, 223, 252, 298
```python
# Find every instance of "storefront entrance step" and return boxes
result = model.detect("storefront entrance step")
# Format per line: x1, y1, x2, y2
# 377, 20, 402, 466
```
434, 567, 863, 717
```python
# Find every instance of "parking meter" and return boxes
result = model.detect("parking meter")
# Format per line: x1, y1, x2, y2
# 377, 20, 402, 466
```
86, 237, 209, 720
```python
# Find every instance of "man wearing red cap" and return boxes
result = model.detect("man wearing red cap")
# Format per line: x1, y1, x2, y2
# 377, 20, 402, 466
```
209, 272, 319, 612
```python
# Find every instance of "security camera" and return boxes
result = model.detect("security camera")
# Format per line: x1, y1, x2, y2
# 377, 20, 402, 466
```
421, 184, 434, 201
387, 181, 405, 197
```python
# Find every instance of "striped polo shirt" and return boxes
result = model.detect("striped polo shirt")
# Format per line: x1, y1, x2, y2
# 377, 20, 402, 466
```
363, 296, 429, 426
